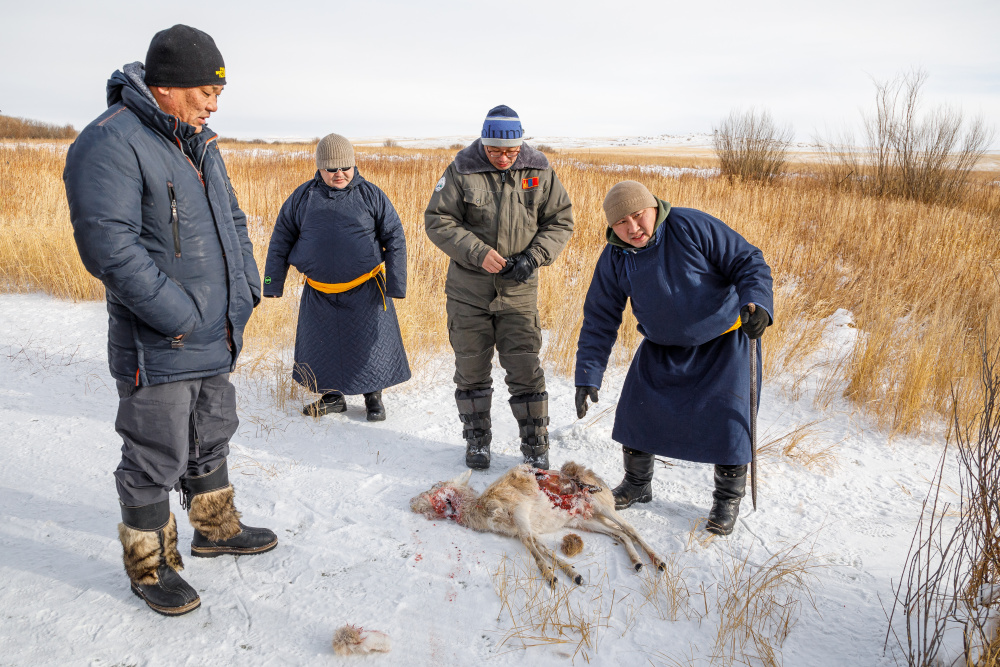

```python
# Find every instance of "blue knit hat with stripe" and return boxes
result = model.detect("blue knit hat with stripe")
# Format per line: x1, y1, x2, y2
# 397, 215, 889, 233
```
481, 105, 523, 147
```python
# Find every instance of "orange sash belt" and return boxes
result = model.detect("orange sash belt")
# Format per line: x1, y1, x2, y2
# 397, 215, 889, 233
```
721, 315, 742, 336
305, 264, 387, 310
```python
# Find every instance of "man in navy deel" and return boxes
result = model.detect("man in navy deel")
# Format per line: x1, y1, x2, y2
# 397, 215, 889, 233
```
574, 180, 773, 536
64, 24, 277, 616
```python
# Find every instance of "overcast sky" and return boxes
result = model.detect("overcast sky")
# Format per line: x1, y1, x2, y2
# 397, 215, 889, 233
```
2, 0, 998, 143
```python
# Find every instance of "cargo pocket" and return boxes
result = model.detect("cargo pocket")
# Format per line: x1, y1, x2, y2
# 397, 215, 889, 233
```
463, 188, 493, 227
513, 189, 539, 248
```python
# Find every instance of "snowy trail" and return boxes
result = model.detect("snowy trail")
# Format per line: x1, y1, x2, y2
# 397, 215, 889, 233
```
0, 293, 953, 665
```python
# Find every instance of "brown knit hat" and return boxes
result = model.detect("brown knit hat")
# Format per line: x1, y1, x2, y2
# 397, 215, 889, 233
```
602, 180, 657, 226
316, 133, 355, 170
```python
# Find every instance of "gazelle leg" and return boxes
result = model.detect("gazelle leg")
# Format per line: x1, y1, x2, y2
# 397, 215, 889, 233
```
546, 545, 585, 585
577, 519, 645, 571
512, 508, 559, 586
596, 510, 666, 572
518, 534, 558, 587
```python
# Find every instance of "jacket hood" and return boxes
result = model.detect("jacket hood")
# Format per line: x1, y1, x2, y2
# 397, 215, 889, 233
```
106, 62, 205, 144
606, 197, 672, 250
453, 138, 549, 175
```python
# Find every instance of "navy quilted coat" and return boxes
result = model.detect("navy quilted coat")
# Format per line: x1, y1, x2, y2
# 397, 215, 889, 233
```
263, 170, 410, 395
64, 64, 261, 387
575, 202, 773, 465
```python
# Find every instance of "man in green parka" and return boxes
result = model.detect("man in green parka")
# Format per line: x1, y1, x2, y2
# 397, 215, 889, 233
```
425, 105, 574, 470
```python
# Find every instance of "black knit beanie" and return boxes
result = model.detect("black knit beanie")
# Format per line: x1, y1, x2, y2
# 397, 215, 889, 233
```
144, 25, 226, 88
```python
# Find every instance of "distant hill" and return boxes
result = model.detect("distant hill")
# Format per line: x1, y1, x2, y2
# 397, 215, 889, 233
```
0, 114, 76, 139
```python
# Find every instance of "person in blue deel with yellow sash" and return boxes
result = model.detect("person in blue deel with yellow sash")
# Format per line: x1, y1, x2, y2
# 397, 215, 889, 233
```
574, 180, 773, 536
263, 133, 410, 421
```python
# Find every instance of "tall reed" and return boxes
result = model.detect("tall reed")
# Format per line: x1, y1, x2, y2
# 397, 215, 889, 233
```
2, 139, 998, 435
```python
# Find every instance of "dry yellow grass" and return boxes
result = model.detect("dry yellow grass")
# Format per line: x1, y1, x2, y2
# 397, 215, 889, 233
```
2, 139, 999, 435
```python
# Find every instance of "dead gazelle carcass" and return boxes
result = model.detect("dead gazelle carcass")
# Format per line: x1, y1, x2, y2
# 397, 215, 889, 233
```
410, 462, 665, 586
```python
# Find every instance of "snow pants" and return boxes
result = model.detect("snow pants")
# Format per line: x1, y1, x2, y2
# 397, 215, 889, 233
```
113, 374, 237, 507
446, 298, 545, 396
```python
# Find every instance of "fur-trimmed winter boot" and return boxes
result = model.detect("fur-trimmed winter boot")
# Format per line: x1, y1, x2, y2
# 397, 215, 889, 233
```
510, 392, 550, 470
119, 499, 200, 616
705, 464, 748, 536
457, 388, 492, 469
364, 391, 386, 422
183, 462, 278, 558
612, 446, 655, 510
302, 392, 346, 416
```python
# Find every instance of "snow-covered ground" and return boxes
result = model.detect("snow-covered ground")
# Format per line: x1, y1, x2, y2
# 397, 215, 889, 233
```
0, 293, 955, 665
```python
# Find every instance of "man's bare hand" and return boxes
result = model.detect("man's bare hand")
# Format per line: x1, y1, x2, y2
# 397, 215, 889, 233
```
481, 249, 507, 274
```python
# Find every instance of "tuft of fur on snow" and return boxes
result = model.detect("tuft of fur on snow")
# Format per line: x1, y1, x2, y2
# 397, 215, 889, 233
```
561, 533, 584, 557
332, 624, 391, 656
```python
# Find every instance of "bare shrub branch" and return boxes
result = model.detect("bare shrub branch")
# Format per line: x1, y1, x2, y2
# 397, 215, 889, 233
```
712, 108, 793, 183
824, 69, 996, 207
888, 326, 1000, 665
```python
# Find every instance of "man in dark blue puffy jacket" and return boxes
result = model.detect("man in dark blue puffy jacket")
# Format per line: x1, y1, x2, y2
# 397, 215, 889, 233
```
64, 24, 277, 617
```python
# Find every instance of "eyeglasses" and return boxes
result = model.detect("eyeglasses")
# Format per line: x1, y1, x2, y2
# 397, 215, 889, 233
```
325, 167, 352, 173
484, 147, 520, 158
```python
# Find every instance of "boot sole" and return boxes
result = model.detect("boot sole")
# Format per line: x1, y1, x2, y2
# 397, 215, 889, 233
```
704, 523, 736, 536
466, 459, 490, 470
130, 583, 201, 616
614, 495, 652, 511
190, 538, 278, 558
302, 402, 346, 416
366, 412, 386, 422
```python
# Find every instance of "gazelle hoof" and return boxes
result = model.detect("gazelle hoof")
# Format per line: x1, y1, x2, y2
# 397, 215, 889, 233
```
657, 561, 666, 573
573, 575, 584, 585
634, 562, 643, 572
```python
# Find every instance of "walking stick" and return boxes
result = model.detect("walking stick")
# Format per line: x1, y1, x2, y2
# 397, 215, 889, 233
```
750, 337, 758, 512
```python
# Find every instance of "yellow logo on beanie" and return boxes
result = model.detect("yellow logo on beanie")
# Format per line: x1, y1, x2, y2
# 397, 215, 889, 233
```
216, 67, 226, 78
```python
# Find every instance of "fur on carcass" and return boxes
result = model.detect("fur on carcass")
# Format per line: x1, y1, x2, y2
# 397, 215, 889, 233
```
410, 461, 665, 586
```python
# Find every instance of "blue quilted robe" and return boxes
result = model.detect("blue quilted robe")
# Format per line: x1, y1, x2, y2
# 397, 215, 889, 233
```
263, 170, 410, 395
575, 201, 773, 465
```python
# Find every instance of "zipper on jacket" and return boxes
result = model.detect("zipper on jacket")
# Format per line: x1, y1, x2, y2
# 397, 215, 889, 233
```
493, 169, 508, 237
167, 182, 181, 258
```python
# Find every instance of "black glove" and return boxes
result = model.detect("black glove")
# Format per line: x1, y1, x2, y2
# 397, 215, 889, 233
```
740, 304, 770, 339
498, 252, 538, 284
575, 386, 599, 419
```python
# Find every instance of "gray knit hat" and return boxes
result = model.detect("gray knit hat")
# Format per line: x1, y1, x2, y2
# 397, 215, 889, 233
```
602, 180, 657, 225
316, 133, 355, 170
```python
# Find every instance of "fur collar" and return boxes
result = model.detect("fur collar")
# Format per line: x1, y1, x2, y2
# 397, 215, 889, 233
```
453, 138, 550, 175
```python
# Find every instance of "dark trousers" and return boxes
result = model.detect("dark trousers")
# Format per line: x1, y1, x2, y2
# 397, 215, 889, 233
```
446, 299, 545, 396
114, 374, 237, 507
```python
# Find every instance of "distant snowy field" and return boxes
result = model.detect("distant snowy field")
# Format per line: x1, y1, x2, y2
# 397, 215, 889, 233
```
0, 292, 956, 665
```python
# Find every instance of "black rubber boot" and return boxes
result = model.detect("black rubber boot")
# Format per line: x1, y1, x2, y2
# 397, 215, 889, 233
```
183, 462, 279, 557
706, 464, 748, 536
612, 446, 655, 510
511, 392, 550, 470
457, 388, 492, 469
302, 392, 346, 416
364, 391, 386, 422
119, 499, 201, 616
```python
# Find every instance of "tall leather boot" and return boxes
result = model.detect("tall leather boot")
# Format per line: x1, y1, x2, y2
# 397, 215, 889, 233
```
456, 388, 492, 469
706, 464, 748, 536
119, 499, 201, 616
364, 390, 386, 422
612, 446, 655, 510
510, 392, 550, 470
183, 462, 279, 557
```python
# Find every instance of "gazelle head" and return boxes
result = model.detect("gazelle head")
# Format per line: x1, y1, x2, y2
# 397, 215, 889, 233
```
409, 470, 473, 521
